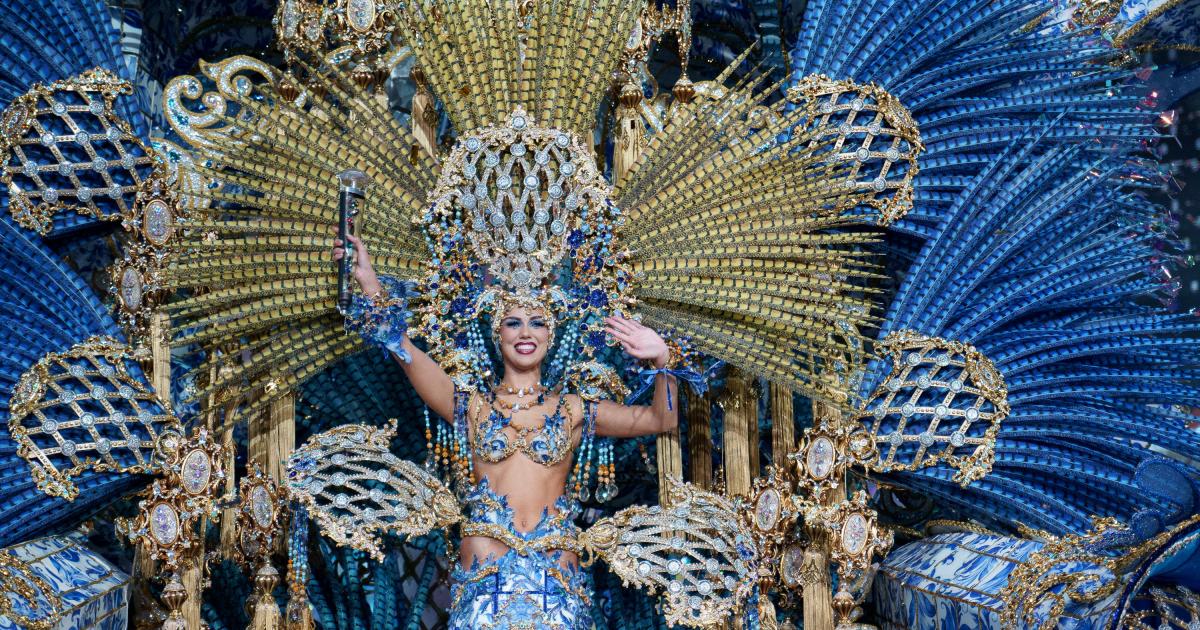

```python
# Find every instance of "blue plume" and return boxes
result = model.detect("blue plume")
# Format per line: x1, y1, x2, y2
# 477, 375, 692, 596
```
0, 214, 165, 545
787, 0, 1158, 237
857, 126, 1200, 535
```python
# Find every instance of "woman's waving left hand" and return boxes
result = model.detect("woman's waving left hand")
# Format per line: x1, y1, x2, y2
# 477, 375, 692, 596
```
604, 315, 670, 369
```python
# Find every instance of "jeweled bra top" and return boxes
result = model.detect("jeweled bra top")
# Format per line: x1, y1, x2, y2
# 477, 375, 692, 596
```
470, 393, 572, 466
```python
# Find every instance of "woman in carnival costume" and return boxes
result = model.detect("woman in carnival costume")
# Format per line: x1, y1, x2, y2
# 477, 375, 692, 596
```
333, 230, 680, 628
160, 0, 884, 626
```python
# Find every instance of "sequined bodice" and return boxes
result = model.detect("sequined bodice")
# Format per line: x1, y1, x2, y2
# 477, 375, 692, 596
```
471, 396, 572, 466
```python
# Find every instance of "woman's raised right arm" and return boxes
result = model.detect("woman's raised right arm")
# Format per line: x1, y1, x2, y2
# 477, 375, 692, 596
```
334, 232, 456, 421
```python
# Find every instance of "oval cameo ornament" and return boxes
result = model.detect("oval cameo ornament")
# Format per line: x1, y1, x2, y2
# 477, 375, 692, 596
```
347, 0, 376, 32
841, 513, 869, 555
250, 485, 273, 528
180, 449, 212, 495
150, 503, 180, 545
753, 488, 781, 531
806, 436, 835, 480
780, 543, 806, 588
119, 267, 143, 311
142, 199, 174, 246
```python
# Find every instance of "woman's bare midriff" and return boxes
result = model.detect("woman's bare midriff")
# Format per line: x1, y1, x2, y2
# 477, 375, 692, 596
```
460, 418, 582, 571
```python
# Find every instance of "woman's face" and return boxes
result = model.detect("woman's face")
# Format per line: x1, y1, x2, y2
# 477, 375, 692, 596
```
496, 307, 551, 371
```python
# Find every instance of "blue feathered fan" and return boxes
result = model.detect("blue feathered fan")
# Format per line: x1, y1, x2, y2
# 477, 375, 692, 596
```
0, 213, 182, 546
786, 0, 1200, 539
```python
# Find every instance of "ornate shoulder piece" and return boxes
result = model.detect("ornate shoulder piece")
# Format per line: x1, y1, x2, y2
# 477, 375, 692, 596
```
784, 74, 922, 226
285, 421, 462, 561
8, 336, 184, 500
580, 478, 758, 627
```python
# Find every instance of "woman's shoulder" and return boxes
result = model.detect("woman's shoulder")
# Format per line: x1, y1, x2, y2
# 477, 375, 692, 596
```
558, 393, 587, 421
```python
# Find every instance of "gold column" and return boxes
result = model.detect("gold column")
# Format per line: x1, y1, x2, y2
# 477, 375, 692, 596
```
803, 400, 842, 630
771, 383, 795, 462
720, 370, 758, 497
613, 81, 643, 186
685, 389, 712, 490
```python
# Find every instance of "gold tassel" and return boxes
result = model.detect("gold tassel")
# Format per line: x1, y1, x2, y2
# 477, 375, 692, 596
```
251, 564, 282, 630
218, 417, 238, 560
149, 311, 171, 400
720, 369, 757, 497
251, 390, 296, 482
265, 392, 296, 482
771, 383, 795, 462
180, 562, 204, 630
613, 81, 643, 186
656, 423, 682, 507
410, 66, 438, 163
685, 389, 711, 490
801, 546, 834, 630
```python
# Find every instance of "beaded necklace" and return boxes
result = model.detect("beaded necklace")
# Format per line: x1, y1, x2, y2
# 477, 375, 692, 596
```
471, 389, 572, 466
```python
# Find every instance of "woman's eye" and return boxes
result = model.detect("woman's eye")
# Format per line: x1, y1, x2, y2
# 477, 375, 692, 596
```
530, 320, 546, 329
504, 320, 521, 328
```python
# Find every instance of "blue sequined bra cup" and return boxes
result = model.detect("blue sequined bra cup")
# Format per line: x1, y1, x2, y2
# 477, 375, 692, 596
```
471, 392, 573, 466
448, 394, 599, 629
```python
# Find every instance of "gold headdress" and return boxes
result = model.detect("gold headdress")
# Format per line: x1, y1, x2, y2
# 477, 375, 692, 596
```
162, 0, 909, 417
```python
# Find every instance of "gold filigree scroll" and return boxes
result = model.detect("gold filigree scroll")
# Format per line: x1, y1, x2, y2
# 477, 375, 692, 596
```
274, 0, 406, 82
1123, 585, 1200, 630
109, 173, 186, 341
786, 75, 922, 226
285, 421, 462, 561
118, 427, 226, 570
235, 465, 286, 569
806, 491, 894, 585
580, 478, 758, 628
7, 336, 184, 500
0, 550, 60, 630
1, 68, 158, 234
853, 330, 1008, 485
162, 56, 279, 159
1001, 514, 1200, 630
619, 2, 691, 83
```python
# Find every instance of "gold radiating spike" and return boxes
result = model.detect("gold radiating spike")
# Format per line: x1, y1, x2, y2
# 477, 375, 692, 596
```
612, 53, 884, 401
162, 55, 433, 422
397, 0, 643, 136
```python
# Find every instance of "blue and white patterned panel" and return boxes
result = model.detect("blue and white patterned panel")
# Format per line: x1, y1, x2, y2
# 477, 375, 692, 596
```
1040, 0, 1200, 50
874, 532, 1116, 630
0, 535, 129, 630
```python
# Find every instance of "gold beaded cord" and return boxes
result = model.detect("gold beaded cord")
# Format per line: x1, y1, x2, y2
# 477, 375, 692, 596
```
162, 56, 437, 420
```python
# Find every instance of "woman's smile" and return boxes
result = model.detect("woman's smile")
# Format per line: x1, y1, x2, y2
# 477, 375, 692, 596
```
514, 341, 538, 355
